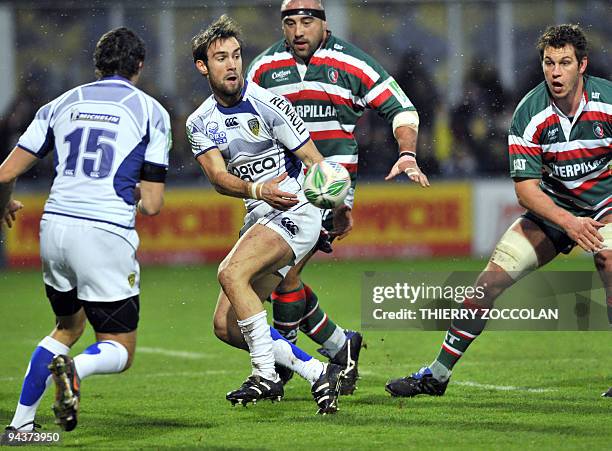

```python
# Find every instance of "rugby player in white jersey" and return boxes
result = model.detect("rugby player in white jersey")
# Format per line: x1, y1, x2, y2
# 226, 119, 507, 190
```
187, 15, 345, 413
0, 27, 171, 435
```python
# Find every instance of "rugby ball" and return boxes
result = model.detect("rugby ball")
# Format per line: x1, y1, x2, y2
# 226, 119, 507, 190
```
303, 160, 351, 209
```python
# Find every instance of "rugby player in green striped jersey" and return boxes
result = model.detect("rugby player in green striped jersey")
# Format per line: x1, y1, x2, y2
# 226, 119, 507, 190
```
386, 24, 612, 399
248, 0, 430, 395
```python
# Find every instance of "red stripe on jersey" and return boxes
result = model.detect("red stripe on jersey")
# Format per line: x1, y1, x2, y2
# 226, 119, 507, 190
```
252, 58, 294, 84
310, 55, 376, 89
311, 129, 355, 141
532, 114, 560, 143
543, 146, 610, 162
368, 89, 393, 109
571, 170, 609, 195
580, 110, 612, 123
509, 144, 541, 157
284, 90, 354, 108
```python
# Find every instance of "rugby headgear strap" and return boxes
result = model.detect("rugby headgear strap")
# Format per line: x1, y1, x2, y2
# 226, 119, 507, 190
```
281, 8, 326, 21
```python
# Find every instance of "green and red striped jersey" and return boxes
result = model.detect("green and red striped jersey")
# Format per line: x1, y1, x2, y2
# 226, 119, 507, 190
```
246, 32, 415, 206
508, 75, 611, 218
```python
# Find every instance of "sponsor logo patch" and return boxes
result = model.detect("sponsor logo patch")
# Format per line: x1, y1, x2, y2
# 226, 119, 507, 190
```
593, 121, 604, 139
248, 118, 260, 136
225, 117, 239, 128
272, 69, 292, 81
280, 217, 299, 237
328, 68, 339, 84
128, 273, 136, 288
230, 157, 277, 182
70, 108, 120, 124
206, 121, 227, 144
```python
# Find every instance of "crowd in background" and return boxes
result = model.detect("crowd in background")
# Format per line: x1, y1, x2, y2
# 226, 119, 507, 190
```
1, 1, 610, 187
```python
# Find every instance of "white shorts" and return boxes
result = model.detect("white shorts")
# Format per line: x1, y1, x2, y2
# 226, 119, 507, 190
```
240, 200, 321, 277
40, 217, 140, 302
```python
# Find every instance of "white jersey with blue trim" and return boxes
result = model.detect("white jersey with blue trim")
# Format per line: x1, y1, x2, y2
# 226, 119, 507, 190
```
17, 75, 171, 239
186, 80, 310, 211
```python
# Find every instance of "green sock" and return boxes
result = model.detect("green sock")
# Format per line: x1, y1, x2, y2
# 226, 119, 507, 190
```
299, 284, 339, 346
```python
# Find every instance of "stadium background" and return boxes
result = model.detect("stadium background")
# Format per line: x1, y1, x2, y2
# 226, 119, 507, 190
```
1, 2, 611, 448
0, 0, 610, 267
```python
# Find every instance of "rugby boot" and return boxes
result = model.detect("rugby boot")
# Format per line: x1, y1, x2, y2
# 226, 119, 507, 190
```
385, 366, 449, 398
226, 374, 284, 406
48, 354, 80, 431
326, 330, 363, 395
311, 363, 344, 415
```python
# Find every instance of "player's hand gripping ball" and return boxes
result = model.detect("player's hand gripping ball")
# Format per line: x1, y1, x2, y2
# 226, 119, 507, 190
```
303, 160, 350, 209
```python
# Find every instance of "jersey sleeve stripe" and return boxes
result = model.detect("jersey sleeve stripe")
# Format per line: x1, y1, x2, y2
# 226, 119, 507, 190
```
368, 89, 393, 108
509, 144, 541, 157
289, 136, 310, 153
193, 145, 217, 158
16, 144, 39, 157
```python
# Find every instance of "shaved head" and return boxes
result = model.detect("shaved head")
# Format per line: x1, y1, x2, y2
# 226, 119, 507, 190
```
281, 0, 323, 11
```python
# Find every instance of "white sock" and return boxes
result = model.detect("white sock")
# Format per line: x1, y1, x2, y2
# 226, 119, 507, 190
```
74, 341, 128, 379
237, 311, 276, 380
271, 337, 325, 385
10, 336, 69, 430
321, 326, 346, 358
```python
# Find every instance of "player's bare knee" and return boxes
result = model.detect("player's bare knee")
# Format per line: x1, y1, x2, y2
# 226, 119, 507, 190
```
213, 315, 230, 343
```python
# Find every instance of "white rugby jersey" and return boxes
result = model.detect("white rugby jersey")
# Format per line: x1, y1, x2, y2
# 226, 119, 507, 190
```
18, 75, 171, 232
186, 80, 310, 211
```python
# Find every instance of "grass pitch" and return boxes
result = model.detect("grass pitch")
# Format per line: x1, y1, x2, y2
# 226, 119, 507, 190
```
0, 257, 610, 449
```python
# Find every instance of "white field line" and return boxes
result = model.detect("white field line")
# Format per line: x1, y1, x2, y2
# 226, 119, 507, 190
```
137, 346, 211, 360
453, 380, 557, 393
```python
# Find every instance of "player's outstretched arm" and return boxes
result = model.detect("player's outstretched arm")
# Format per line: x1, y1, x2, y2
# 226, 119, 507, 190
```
0, 147, 37, 227
384, 126, 429, 187
197, 148, 298, 211
515, 178, 604, 253
293, 139, 324, 168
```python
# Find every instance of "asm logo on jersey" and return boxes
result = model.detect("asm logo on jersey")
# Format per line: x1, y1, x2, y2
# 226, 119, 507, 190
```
225, 117, 239, 128
513, 159, 526, 171
280, 217, 299, 237
230, 156, 276, 181
248, 118, 260, 136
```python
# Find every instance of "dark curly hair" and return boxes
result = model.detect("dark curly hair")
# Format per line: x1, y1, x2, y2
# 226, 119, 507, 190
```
537, 24, 588, 62
191, 15, 242, 64
94, 27, 146, 79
